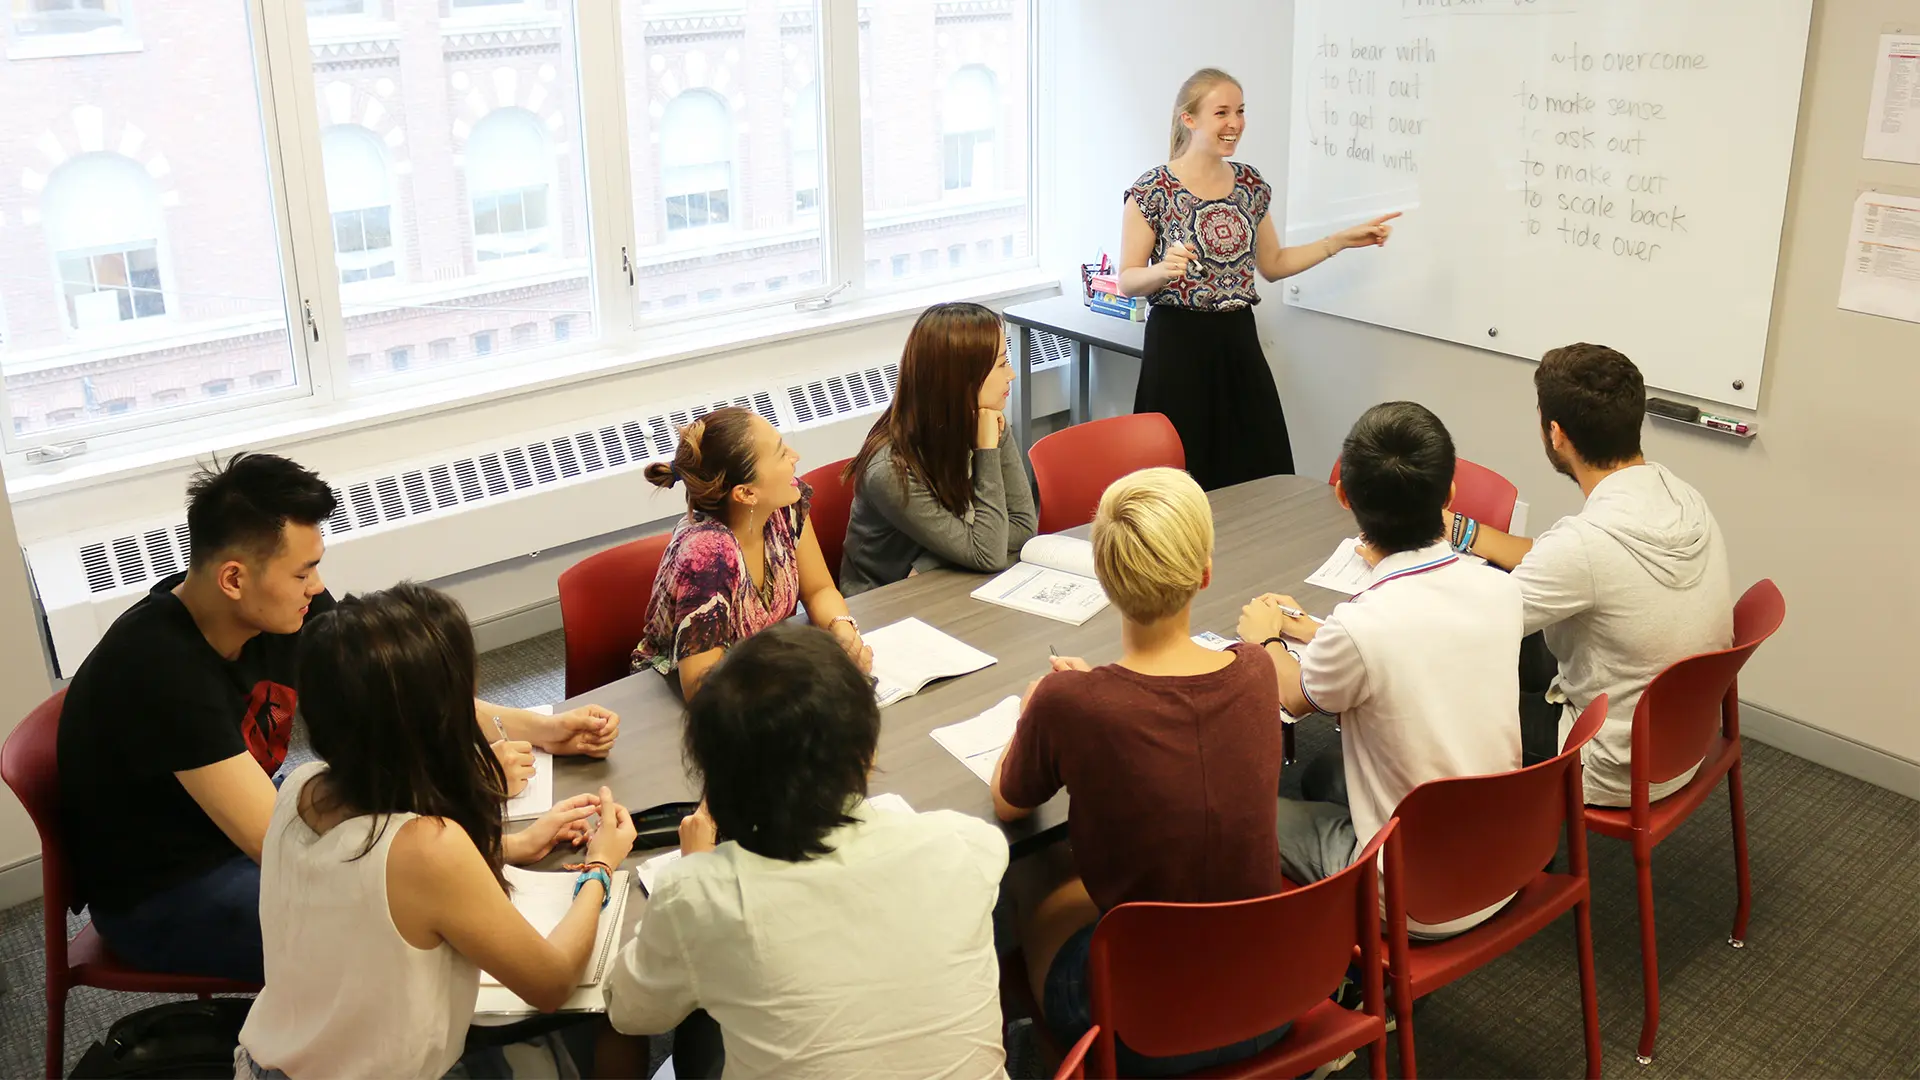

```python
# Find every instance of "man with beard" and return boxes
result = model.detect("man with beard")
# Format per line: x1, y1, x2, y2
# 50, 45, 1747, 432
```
1445, 343, 1732, 806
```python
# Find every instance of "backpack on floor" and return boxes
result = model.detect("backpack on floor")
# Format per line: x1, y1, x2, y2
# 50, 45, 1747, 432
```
68, 998, 251, 1079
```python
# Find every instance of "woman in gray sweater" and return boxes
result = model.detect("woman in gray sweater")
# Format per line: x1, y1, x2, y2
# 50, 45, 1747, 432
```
840, 303, 1038, 596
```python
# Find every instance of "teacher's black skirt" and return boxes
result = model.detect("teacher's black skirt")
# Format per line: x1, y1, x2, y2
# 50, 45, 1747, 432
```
1135, 304, 1295, 491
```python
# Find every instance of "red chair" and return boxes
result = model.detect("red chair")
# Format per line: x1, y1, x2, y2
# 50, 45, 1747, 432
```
1383, 696, 1610, 1080
557, 532, 672, 699
1584, 579, 1785, 1064
1086, 823, 1395, 1079
1, 690, 260, 1079
799, 457, 855, 588
1029, 413, 1186, 535
1330, 456, 1521, 533
1053, 1026, 1096, 1080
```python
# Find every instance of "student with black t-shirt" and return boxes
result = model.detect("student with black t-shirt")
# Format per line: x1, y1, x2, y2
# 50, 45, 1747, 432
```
57, 453, 626, 983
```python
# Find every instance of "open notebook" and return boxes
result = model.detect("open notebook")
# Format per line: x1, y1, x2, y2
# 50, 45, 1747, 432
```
865, 618, 996, 707
474, 865, 631, 1016
504, 704, 555, 821
971, 535, 1109, 625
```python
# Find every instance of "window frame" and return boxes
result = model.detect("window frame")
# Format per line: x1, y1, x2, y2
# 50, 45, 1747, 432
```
0, 0, 1039, 473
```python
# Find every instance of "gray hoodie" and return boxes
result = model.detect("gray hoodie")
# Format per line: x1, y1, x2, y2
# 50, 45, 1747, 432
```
1513, 463, 1733, 806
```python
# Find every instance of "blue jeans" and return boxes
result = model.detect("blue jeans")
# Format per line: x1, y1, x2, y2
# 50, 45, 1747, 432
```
91, 854, 264, 984
1044, 922, 1291, 1077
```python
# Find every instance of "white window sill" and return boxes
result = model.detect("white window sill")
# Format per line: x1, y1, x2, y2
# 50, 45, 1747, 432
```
5, 268, 1063, 503
5, 30, 142, 60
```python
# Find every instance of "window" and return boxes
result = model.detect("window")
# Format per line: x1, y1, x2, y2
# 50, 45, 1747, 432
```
300, 3, 593, 387
792, 82, 819, 214
44, 154, 166, 330
976, 238, 994, 260
0, 1, 1034, 458
660, 91, 733, 233
5, 11, 297, 443
1003, 234, 1014, 258
11, 0, 126, 36
467, 110, 554, 261
305, 1, 372, 18
321, 127, 396, 285
621, 9, 827, 321
861, 2, 1031, 290
942, 66, 998, 192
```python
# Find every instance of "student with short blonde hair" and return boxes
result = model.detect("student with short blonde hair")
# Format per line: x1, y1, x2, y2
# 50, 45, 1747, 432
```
993, 467, 1287, 1075
1089, 466, 1215, 622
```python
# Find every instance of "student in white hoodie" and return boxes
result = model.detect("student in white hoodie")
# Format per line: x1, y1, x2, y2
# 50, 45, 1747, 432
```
1448, 343, 1733, 806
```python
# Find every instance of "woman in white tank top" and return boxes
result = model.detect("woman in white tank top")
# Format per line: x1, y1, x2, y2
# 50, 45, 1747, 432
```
236, 583, 641, 1080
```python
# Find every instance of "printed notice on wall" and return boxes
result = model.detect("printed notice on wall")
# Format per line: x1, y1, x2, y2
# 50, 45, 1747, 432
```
1838, 191, 1920, 324
1864, 35, 1920, 165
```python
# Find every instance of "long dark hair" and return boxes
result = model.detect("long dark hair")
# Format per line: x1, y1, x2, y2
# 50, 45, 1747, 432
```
642, 406, 762, 520
845, 302, 1004, 518
683, 623, 880, 862
298, 582, 508, 890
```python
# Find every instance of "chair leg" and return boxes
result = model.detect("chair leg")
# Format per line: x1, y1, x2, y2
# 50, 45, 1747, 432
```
1632, 842, 1661, 1065
44, 982, 64, 1080
1369, 1031, 1389, 1080
1727, 763, 1752, 947
1392, 975, 1417, 1079
1573, 898, 1602, 1080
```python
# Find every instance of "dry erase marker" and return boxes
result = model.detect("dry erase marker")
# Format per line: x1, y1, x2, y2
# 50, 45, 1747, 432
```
1698, 412, 1750, 435
1048, 645, 1058, 659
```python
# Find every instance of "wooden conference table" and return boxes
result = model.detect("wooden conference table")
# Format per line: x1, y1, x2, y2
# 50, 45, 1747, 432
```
534, 473, 1358, 870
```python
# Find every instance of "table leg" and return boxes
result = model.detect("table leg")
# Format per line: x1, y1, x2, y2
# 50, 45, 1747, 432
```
1072, 340, 1091, 426
1014, 324, 1035, 449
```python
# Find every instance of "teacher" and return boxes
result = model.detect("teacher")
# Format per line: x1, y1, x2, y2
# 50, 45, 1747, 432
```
1119, 67, 1399, 491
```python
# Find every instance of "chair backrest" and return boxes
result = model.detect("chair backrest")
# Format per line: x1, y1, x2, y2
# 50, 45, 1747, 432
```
1053, 1025, 1096, 1080
1385, 696, 1607, 927
1087, 822, 1394, 1067
798, 457, 855, 588
1328, 455, 1520, 533
1, 690, 74, 971
557, 533, 673, 699
1633, 578, 1786, 786
1029, 413, 1185, 535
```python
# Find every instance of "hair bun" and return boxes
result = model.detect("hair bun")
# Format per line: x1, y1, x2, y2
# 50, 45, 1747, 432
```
643, 461, 679, 489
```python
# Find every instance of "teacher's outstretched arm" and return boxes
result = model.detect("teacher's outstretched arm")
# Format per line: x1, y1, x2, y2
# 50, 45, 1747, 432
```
1253, 211, 1401, 282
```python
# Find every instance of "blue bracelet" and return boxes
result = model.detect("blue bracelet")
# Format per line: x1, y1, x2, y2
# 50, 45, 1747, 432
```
1456, 516, 1478, 554
573, 867, 613, 909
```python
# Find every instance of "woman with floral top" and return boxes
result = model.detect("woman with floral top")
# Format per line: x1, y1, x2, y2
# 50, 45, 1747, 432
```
634, 406, 872, 698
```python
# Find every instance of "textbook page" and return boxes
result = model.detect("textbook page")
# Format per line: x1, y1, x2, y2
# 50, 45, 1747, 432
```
930, 695, 1022, 785
865, 617, 997, 707
505, 704, 555, 820
484, 866, 629, 989
971, 537, 1107, 625
1019, 534, 1098, 579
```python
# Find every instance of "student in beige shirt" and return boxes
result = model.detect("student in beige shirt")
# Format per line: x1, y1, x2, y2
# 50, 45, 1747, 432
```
606, 624, 1010, 1079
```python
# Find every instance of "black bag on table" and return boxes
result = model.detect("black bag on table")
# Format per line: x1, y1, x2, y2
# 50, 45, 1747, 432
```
68, 998, 250, 1079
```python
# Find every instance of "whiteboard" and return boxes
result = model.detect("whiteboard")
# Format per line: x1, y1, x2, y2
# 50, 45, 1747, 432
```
1283, 0, 1813, 410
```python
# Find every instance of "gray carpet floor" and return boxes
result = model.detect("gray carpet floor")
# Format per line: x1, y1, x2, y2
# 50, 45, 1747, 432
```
2, 628, 1914, 1078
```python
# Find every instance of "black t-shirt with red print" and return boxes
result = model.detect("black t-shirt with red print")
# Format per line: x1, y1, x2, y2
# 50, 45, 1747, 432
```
56, 573, 333, 914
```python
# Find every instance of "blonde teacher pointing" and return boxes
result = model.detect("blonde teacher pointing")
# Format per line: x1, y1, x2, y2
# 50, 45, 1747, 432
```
1120, 67, 1399, 491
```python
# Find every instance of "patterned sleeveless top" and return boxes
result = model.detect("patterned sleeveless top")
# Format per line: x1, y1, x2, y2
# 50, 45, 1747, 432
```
1124, 162, 1273, 311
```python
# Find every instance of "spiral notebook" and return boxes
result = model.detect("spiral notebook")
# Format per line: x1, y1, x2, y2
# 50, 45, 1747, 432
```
474, 865, 631, 1014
